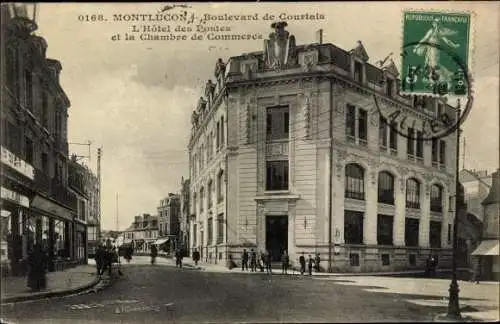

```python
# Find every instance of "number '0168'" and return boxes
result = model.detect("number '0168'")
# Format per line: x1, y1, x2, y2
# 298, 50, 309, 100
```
78, 14, 106, 22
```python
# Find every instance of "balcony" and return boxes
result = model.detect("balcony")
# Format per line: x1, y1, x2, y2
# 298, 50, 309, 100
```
34, 169, 77, 211
266, 141, 289, 158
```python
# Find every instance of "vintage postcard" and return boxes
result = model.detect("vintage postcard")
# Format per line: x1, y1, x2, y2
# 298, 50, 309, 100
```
1, 2, 498, 324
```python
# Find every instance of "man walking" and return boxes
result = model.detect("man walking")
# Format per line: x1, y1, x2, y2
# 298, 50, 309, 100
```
250, 249, 257, 272
281, 250, 290, 275
192, 248, 200, 266
241, 249, 249, 271
299, 252, 306, 275
315, 253, 321, 272
308, 254, 314, 276
95, 244, 105, 276
265, 250, 273, 274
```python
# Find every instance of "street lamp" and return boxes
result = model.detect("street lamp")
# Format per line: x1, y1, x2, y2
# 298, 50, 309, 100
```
446, 100, 462, 320
6, 3, 38, 34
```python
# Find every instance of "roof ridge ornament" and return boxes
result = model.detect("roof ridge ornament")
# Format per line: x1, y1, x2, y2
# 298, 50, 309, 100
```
264, 21, 297, 71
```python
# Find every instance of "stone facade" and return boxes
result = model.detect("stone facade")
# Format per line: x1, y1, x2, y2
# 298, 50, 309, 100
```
188, 22, 457, 272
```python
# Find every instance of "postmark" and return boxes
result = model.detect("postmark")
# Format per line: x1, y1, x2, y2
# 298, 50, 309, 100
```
400, 11, 471, 96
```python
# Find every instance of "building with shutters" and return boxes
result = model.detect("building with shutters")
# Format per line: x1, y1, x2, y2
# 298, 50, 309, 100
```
155, 194, 181, 254
188, 21, 458, 272
1, 4, 81, 276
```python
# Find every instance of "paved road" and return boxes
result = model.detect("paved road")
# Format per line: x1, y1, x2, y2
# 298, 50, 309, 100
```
0, 256, 457, 323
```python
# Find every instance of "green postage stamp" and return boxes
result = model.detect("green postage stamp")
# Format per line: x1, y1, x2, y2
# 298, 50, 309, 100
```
401, 11, 471, 96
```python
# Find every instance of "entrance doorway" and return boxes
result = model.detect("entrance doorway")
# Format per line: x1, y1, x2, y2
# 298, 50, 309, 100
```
265, 215, 288, 262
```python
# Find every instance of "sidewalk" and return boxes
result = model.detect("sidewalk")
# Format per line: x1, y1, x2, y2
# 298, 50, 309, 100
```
1, 264, 101, 304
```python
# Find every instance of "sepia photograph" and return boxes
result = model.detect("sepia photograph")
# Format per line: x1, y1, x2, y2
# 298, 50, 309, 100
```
0, 2, 498, 323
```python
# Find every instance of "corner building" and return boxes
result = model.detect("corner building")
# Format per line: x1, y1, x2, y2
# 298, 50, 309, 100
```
188, 22, 457, 272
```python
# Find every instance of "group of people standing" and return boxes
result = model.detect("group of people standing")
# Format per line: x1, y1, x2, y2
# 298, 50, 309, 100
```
239, 249, 321, 275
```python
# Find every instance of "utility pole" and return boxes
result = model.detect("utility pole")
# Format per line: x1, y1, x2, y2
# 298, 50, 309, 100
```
97, 147, 102, 240
116, 193, 119, 232
462, 137, 466, 170
69, 140, 92, 163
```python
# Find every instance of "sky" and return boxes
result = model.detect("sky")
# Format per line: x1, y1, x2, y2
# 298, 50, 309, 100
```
34, 2, 499, 231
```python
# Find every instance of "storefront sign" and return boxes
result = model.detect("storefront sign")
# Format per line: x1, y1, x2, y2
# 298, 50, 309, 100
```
1, 186, 30, 208
1, 146, 35, 180
32, 195, 73, 221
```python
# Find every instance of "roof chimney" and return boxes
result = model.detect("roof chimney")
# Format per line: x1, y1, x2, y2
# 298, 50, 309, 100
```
316, 29, 323, 44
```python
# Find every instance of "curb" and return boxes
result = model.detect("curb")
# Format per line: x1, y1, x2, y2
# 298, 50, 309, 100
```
1, 275, 102, 304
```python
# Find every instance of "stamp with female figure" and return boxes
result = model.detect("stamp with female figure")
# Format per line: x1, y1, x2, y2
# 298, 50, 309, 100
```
401, 11, 472, 96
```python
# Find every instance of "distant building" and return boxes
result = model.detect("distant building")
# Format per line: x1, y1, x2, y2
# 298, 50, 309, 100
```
180, 177, 190, 254
122, 214, 159, 254
155, 194, 180, 252
458, 169, 492, 267
472, 169, 500, 281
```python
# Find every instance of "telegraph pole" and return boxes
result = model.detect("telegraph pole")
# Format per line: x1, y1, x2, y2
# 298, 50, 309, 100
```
69, 140, 92, 163
97, 147, 102, 240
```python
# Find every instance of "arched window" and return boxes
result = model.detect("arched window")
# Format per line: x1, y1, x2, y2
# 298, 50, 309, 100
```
345, 163, 365, 200
430, 184, 443, 212
406, 178, 420, 209
378, 171, 395, 205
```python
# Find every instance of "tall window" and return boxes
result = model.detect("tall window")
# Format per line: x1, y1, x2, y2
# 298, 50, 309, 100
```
41, 91, 49, 128
25, 69, 33, 111
378, 171, 395, 205
220, 116, 225, 147
217, 214, 224, 244
406, 178, 420, 209
405, 218, 419, 247
6, 47, 18, 95
389, 121, 398, 152
379, 116, 388, 148
430, 220, 442, 248
345, 164, 365, 200
217, 170, 224, 202
346, 104, 356, 139
416, 131, 424, 159
192, 193, 197, 215
430, 184, 443, 212
354, 61, 363, 83
344, 210, 363, 244
432, 138, 439, 164
199, 187, 204, 212
6, 121, 21, 156
358, 109, 367, 143
377, 214, 394, 245
266, 160, 289, 191
207, 180, 213, 209
266, 106, 289, 141
41, 152, 48, 173
193, 223, 197, 246
216, 121, 220, 149
407, 128, 415, 155
207, 217, 213, 245
25, 137, 33, 164
439, 140, 446, 166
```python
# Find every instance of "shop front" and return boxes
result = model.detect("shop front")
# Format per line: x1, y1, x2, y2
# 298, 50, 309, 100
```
75, 222, 87, 264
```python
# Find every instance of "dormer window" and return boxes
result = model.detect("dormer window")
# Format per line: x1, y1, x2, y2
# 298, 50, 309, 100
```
354, 61, 363, 83
386, 78, 394, 97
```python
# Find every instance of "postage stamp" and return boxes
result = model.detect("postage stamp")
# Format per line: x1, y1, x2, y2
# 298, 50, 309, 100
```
401, 10, 472, 96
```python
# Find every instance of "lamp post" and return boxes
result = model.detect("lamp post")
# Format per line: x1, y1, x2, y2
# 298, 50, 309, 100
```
447, 100, 462, 320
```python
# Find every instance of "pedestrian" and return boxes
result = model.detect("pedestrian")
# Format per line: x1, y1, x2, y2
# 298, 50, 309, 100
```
27, 244, 47, 291
308, 254, 314, 276
315, 253, 321, 272
150, 244, 158, 265
193, 248, 200, 266
260, 251, 266, 272
250, 249, 257, 272
470, 255, 481, 284
281, 250, 290, 274
95, 244, 105, 275
241, 249, 249, 271
299, 252, 306, 275
265, 250, 272, 274
425, 254, 436, 277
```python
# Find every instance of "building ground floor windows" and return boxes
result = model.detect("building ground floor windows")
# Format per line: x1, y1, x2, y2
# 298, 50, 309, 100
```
1, 194, 85, 276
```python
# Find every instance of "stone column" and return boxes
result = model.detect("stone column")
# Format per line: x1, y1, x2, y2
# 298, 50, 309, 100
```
419, 184, 431, 248
394, 177, 406, 246
364, 171, 378, 245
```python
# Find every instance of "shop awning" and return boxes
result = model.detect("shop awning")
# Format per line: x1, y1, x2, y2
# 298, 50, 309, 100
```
471, 240, 499, 256
154, 238, 170, 245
